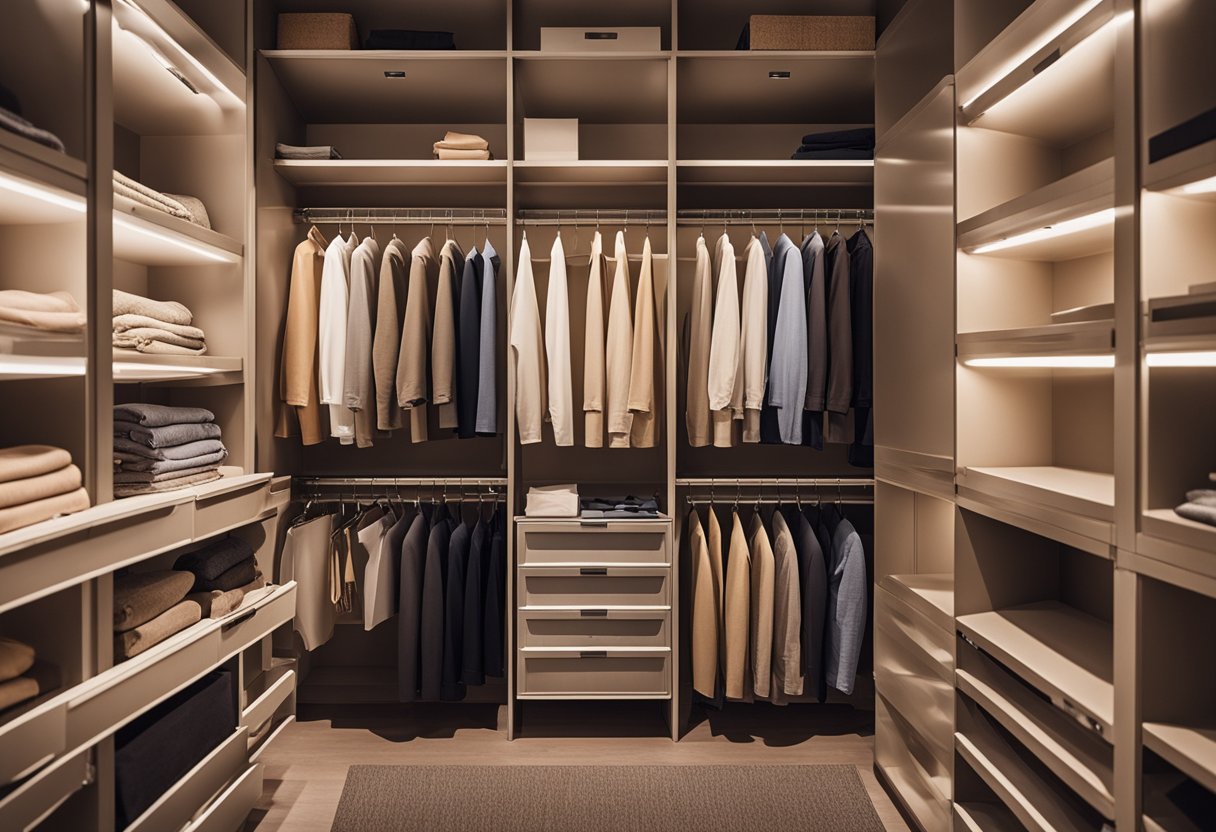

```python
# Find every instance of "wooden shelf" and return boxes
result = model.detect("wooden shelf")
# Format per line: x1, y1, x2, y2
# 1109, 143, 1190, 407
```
1144, 137, 1216, 199
513, 51, 670, 60
676, 159, 873, 186
1144, 722, 1216, 795
1145, 291, 1216, 351
1137, 510, 1216, 590
273, 159, 507, 187
0, 128, 87, 187
0, 325, 86, 381
677, 52, 874, 124
954, 802, 1023, 832
957, 601, 1114, 736
958, 0, 1114, 147
0, 165, 86, 226
959, 466, 1115, 531
879, 573, 954, 635
113, 352, 243, 384
514, 160, 668, 186
261, 51, 507, 123
958, 158, 1114, 260
113, 195, 243, 266
958, 320, 1114, 362
1142, 771, 1213, 832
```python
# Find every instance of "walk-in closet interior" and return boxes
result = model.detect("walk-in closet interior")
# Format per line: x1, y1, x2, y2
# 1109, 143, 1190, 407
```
0, 0, 1211, 830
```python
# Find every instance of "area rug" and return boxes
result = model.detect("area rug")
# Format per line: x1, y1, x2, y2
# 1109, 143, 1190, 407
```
331, 764, 886, 831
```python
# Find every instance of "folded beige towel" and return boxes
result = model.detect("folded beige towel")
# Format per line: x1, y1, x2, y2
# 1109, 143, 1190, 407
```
0, 675, 39, 712
187, 587, 245, 619
0, 487, 89, 534
113, 336, 207, 356
0, 463, 81, 510
113, 469, 222, 498
114, 599, 202, 659
112, 314, 206, 340
434, 131, 489, 151
0, 637, 35, 682
164, 194, 211, 230
434, 147, 492, 160
113, 328, 206, 350
112, 289, 193, 327
0, 290, 86, 333
113, 570, 194, 632
112, 171, 193, 222
0, 445, 73, 484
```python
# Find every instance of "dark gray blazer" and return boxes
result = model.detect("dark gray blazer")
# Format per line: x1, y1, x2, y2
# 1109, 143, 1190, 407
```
420, 504, 452, 701
397, 507, 430, 702
442, 516, 471, 700
461, 516, 489, 685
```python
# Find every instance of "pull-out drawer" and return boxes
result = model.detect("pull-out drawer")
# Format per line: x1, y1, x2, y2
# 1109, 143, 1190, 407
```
0, 696, 67, 784
875, 644, 955, 770
0, 747, 89, 832
518, 567, 668, 608
518, 647, 671, 697
240, 665, 295, 736
193, 473, 274, 541
267, 476, 292, 512
519, 609, 670, 648
125, 727, 249, 832
183, 762, 262, 832
876, 695, 951, 832
876, 581, 954, 678
217, 582, 297, 662
518, 523, 669, 566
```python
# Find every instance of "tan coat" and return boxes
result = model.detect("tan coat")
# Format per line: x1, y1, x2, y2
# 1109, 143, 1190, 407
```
628, 237, 658, 448
723, 510, 751, 700
605, 231, 634, 447
689, 509, 716, 698
433, 240, 463, 430
706, 506, 726, 676
396, 237, 435, 442
583, 231, 607, 447
709, 233, 741, 448
685, 236, 712, 447
748, 511, 775, 699
372, 237, 409, 431
768, 510, 803, 703
276, 226, 328, 445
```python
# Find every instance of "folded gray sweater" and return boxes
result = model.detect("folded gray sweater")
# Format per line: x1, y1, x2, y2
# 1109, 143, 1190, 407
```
113, 403, 215, 427
113, 448, 227, 474
112, 290, 194, 327
113, 436, 226, 461
114, 419, 222, 449
174, 535, 255, 581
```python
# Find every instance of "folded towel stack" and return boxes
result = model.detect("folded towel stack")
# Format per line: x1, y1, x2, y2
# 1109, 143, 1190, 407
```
1175, 488, 1216, 527
276, 142, 342, 160
174, 535, 266, 617
112, 171, 211, 229
0, 636, 58, 712
113, 570, 202, 659
0, 289, 86, 334
791, 127, 876, 160
113, 289, 208, 356
0, 445, 90, 534
433, 131, 493, 161
113, 404, 227, 497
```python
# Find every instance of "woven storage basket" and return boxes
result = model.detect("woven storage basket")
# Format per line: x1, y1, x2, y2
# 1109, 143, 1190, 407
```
277, 13, 359, 50
748, 15, 875, 51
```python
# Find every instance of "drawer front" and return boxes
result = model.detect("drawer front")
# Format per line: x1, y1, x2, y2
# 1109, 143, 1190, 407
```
250, 715, 295, 763
67, 623, 219, 750
217, 583, 296, 661
126, 727, 249, 832
193, 474, 273, 540
184, 762, 262, 832
518, 648, 671, 697
0, 747, 89, 832
518, 568, 669, 608
240, 668, 295, 735
267, 476, 292, 512
519, 528, 669, 566
875, 696, 951, 832
874, 644, 955, 769
876, 585, 954, 679
519, 609, 670, 648
0, 698, 66, 784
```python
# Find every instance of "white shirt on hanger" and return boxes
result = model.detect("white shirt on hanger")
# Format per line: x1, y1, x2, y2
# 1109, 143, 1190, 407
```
545, 234, 574, 446
510, 237, 546, 444
583, 231, 607, 448
605, 230, 635, 448
318, 232, 358, 444
739, 235, 768, 444
708, 232, 741, 448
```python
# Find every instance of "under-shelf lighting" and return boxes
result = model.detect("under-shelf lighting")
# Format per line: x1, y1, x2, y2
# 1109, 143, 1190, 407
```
1146, 351, 1216, 368
965, 355, 1115, 368
0, 171, 86, 214
0, 355, 86, 377
968, 208, 1114, 255
114, 0, 239, 102
114, 361, 224, 379
113, 215, 237, 264
1179, 175, 1216, 196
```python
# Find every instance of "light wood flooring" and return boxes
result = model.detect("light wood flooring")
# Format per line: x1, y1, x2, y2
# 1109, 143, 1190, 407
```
246, 701, 911, 831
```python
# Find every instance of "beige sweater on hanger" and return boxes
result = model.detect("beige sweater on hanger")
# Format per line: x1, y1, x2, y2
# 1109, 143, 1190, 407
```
372, 237, 409, 432
628, 237, 658, 448
686, 235, 713, 448
433, 239, 464, 430
605, 231, 634, 448
583, 231, 607, 448
396, 237, 436, 443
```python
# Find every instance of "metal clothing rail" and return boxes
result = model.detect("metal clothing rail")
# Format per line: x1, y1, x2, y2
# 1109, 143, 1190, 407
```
294, 207, 508, 226
675, 208, 873, 226
295, 476, 507, 487
516, 209, 668, 226
678, 477, 875, 506
675, 477, 875, 487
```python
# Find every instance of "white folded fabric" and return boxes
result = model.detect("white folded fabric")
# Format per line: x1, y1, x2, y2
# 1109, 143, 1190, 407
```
525, 483, 580, 517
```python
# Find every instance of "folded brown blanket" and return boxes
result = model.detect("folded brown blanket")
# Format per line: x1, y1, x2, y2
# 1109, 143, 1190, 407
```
186, 588, 245, 619
113, 570, 194, 632
195, 556, 258, 592
112, 290, 194, 327
113, 449, 227, 476
112, 315, 206, 341
114, 469, 222, 498
113, 403, 215, 427
0, 675, 39, 712
0, 290, 86, 333
114, 419, 222, 449
174, 536, 256, 581
0, 637, 35, 682
112, 463, 222, 485
0, 487, 90, 534
0, 445, 73, 484
114, 600, 202, 659
113, 436, 226, 462
0, 463, 81, 510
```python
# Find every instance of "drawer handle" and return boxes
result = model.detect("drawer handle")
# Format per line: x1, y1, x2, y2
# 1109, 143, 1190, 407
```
221, 608, 258, 630
579, 567, 608, 576
580, 650, 608, 658
580, 520, 609, 527
580, 609, 608, 617
584, 32, 619, 40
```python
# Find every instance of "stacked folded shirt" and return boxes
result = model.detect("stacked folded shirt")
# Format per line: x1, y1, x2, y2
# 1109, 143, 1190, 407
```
113, 289, 207, 356
112, 171, 211, 229
174, 535, 265, 617
433, 131, 493, 160
0, 636, 57, 712
0, 445, 90, 534
0, 289, 86, 333
791, 127, 876, 160
113, 571, 202, 660
1175, 489, 1216, 527
0, 83, 65, 153
276, 142, 342, 160
580, 496, 661, 519
113, 404, 226, 497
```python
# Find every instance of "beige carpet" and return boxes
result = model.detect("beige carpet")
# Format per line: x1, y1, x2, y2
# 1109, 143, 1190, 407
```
331, 764, 886, 831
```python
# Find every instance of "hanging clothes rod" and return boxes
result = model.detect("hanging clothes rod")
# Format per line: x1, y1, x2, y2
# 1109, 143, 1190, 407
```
686, 495, 873, 506
516, 209, 667, 227
675, 477, 874, 487
294, 208, 508, 226
295, 476, 507, 487
680, 478, 875, 506
675, 208, 873, 226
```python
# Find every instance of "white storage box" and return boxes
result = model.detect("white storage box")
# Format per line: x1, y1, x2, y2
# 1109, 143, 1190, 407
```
540, 27, 661, 52
525, 484, 579, 517
524, 119, 579, 161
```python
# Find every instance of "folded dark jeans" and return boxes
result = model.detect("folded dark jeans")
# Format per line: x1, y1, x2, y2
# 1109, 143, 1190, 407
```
792, 148, 874, 160
799, 127, 876, 148
114, 448, 228, 474
115, 419, 222, 449
113, 403, 215, 427
174, 535, 256, 581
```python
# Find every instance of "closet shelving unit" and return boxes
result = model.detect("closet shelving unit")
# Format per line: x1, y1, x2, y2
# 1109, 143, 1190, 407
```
0, 2, 295, 831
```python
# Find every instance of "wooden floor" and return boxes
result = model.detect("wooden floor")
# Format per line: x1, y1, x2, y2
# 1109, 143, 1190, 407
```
246, 700, 911, 831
